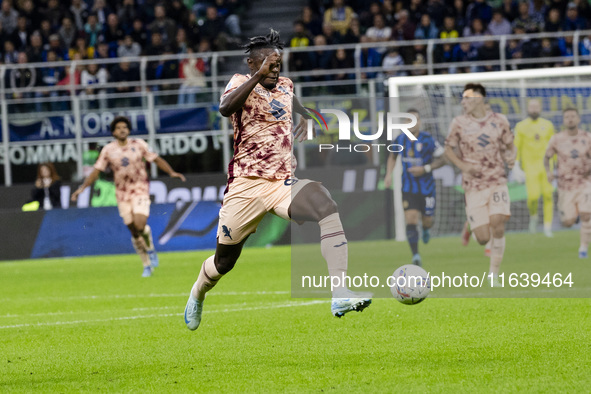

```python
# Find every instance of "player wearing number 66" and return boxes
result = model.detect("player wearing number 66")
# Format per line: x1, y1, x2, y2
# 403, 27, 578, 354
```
384, 109, 447, 267
444, 84, 517, 287
544, 108, 591, 259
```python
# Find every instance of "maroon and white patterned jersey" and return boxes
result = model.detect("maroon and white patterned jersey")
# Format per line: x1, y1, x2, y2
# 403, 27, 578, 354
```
545, 129, 591, 191
94, 138, 158, 202
446, 111, 514, 192
221, 73, 294, 180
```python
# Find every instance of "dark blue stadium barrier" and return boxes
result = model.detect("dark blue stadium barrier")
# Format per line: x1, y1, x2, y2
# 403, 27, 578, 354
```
0, 166, 384, 260
30, 201, 221, 259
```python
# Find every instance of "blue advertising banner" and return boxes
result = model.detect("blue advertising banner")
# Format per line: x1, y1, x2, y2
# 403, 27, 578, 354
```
31, 201, 220, 258
7, 107, 210, 142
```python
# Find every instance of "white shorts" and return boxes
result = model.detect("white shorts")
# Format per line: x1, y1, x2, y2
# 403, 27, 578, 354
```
558, 185, 591, 222
217, 177, 315, 245
465, 184, 511, 230
117, 195, 151, 225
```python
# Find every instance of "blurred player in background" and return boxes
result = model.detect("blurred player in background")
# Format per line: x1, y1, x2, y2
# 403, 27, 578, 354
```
384, 109, 446, 267
545, 108, 591, 258
184, 29, 371, 331
513, 99, 555, 237
445, 83, 516, 286
71, 116, 185, 277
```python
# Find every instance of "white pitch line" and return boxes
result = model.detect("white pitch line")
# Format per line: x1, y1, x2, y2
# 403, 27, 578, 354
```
0, 300, 327, 330
0, 290, 290, 303
433, 286, 591, 298
0, 300, 285, 318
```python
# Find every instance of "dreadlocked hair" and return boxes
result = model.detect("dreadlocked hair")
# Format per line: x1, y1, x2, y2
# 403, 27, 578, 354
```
243, 28, 284, 56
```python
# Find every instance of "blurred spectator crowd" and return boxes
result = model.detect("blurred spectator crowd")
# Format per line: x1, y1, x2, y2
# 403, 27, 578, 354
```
290, 0, 591, 93
0, 0, 246, 110
1, 0, 591, 105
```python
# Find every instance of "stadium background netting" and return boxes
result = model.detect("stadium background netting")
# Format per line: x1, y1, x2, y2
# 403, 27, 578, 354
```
388, 69, 591, 238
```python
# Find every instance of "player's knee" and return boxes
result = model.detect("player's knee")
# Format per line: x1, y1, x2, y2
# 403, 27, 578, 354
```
317, 198, 338, 221
405, 211, 419, 225
127, 224, 140, 237
214, 254, 237, 275
581, 214, 591, 222
562, 219, 575, 228
422, 217, 434, 229
491, 227, 505, 239
476, 236, 489, 246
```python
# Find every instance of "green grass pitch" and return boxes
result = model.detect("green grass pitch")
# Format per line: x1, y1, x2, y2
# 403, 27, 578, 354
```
1, 231, 590, 392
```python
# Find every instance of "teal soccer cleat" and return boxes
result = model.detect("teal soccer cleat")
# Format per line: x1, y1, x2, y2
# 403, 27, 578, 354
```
184, 295, 203, 331
147, 250, 159, 268
142, 266, 152, 277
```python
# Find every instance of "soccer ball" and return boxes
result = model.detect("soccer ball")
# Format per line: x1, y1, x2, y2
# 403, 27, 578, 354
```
390, 264, 431, 305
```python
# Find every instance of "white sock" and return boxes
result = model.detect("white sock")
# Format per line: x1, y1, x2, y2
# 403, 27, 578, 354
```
489, 236, 506, 276
319, 213, 348, 295
131, 236, 149, 267
192, 256, 223, 302
142, 225, 155, 251
580, 220, 591, 252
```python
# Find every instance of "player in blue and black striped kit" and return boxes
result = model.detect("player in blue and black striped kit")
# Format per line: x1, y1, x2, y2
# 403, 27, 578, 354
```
384, 109, 447, 266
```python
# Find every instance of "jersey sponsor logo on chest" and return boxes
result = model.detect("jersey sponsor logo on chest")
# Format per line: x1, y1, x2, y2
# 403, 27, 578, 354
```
464, 128, 483, 134
255, 85, 290, 97
268, 99, 290, 121
464, 122, 497, 134
254, 87, 271, 97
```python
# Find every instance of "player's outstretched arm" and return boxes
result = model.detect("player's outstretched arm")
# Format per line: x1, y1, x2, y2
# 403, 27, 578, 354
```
383, 152, 398, 188
219, 52, 281, 117
292, 95, 311, 119
153, 156, 186, 182
71, 168, 101, 201
543, 154, 554, 183
503, 142, 517, 169
408, 156, 447, 177
293, 95, 314, 142
544, 136, 556, 183
444, 145, 477, 176
514, 123, 523, 164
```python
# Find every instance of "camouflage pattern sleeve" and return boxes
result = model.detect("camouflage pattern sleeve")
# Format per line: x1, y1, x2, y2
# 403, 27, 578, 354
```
498, 114, 514, 149
545, 135, 557, 158
138, 139, 158, 162
93, 143, 111, 172
445, 118, 460, 148
220, 74, 249, 102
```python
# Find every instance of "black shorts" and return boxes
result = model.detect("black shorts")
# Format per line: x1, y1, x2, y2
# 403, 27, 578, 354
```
402, 192, 436, 217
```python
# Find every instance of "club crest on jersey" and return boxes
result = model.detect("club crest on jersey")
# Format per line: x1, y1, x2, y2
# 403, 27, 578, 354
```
277, 86, 290, 95
415, 142, 422, 152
